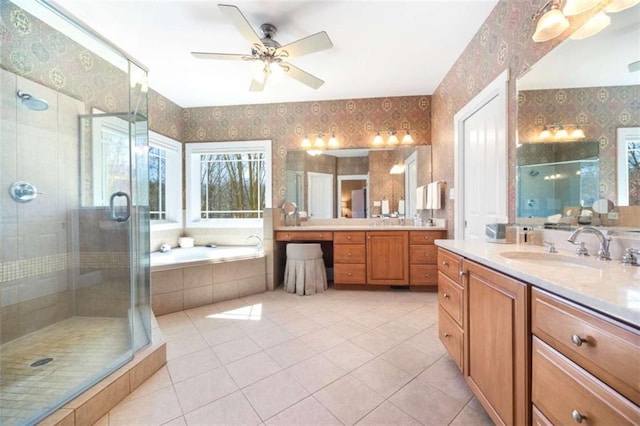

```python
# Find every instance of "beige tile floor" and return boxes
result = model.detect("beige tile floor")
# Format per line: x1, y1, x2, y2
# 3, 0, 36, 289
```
99, 289, 493, 425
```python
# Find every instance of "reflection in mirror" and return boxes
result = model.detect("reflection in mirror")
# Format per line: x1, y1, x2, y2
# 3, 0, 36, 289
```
516, 4, 640, 227
285, 146, 431, 218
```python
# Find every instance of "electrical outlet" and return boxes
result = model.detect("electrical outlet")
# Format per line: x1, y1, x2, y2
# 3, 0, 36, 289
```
608, 212, 619, 220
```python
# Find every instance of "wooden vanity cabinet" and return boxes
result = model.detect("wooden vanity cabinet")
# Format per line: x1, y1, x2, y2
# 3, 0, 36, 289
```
463, 259, 529, 426
437, 248, 464, 370
531, 288, 640, 424
365, 231, 409, 285
409, 230, 445, 290
333, 231, 366, 285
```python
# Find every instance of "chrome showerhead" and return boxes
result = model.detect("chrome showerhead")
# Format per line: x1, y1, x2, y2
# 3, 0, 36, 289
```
17, 90, 49, 111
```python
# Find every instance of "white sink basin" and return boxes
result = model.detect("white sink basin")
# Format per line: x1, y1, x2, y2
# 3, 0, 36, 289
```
499, 251, 606, 270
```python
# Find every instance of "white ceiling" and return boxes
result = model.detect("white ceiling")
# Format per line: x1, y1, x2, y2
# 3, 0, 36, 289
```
53, 0, 499, 108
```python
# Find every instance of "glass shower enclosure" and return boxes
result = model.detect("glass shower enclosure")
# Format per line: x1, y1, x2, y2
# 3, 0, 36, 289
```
0, 1, 151, 424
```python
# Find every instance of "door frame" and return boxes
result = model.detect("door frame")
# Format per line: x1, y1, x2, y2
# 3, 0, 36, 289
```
337, 174, 369, 218
453, 69, 509, 239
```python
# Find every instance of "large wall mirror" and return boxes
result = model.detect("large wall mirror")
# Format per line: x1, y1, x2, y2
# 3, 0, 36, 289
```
285, 145, 431, 219
516, 5, 639, 227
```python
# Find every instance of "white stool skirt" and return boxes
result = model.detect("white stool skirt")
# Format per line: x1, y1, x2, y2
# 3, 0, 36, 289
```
284, 243, 327, 296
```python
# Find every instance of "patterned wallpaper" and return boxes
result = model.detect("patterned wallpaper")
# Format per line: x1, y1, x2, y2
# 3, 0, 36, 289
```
430, 0, 603, 235
518, 85, 640, 201
0, 0, 183, 140
183, 96, 432, 206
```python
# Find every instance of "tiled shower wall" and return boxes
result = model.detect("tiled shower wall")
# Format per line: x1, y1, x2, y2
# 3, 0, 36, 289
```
0, 70, 84, 343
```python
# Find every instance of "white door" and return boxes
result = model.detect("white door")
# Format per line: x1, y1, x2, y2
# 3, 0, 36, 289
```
455, 70, 508, 240
405, 151, 418, 218
308, 172, 334, 218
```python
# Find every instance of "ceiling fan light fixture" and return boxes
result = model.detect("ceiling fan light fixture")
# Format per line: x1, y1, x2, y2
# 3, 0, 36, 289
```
562, 0, 600, 16
532, 2, 570, 42
570, 11, 611, 39
401, 131, 414, 144
604, 0, 640, 13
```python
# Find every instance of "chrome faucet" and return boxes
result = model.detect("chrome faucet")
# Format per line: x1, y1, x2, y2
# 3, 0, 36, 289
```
567, 226, 611, 261
245, 234, 263, 251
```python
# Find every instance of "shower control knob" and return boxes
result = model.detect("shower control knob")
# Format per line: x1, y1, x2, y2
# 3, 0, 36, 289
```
9, 181, 42, 203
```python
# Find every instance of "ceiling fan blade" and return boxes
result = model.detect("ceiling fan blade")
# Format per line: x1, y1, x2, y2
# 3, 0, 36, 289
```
281, 63, 325, 89
218, 4, 265, 50
276, 31, 333, 58
191, 52, 251, 60
250, 76, 266, 92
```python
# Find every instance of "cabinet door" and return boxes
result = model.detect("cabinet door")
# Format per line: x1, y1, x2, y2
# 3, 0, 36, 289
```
366, 231, 409, 285
464, 260, 529, 426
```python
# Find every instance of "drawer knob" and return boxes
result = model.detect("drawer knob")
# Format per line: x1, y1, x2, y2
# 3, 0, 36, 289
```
424, 253, 429, 257
347, 235, 352, 240
571, 334, 587, 347
443, 333, 451, 338
443, 293, 450, 299
424, 236, 430, 240
348, 252, 352, 256
348, 272, 352, 276
442, 261, 449, 267
424, 273, 429, 278
571, 410, 586, 423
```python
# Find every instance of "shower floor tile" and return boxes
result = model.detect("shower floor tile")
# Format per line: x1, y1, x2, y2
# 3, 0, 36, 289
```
0, 316, 130, 426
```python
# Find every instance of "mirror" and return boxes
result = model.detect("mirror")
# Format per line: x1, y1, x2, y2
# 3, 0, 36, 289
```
516, 5, 640, 226
285, 145, 431, 218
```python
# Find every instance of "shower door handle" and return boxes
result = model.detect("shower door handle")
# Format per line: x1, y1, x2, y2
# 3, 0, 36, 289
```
109, 191, 131, 222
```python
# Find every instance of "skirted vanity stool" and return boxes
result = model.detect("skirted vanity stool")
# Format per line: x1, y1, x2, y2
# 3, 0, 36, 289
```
283, 243, 327, 295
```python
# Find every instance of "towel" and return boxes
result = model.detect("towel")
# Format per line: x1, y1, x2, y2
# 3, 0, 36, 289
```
416, 185, 427, 210
426, 182, 442, 210
398, 200, 405, 215
381, 198, 390, 215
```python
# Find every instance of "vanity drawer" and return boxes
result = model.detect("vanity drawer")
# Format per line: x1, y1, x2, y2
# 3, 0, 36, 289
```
334, 263, 366, 284
409, 231, 447, 245
334, 245, 366, 264
438, 306, 463, 371
532, 337, 640, 425
409, 265, 438, 285
438, 272, 463, 326
409, 245, 438, 264
334, 231, 366, 245
275, 231, 333, 241
437, 248, 462, 284
532, 288, 640, 405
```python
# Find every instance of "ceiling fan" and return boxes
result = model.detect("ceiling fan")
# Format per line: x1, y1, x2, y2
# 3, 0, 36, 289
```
191, 4, 333, 92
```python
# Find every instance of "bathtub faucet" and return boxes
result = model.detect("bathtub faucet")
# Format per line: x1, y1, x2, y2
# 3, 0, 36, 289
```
246, 235, 263, 252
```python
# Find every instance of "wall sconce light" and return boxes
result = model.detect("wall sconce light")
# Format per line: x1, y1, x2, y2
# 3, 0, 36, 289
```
300, 131, 339, 156
538, 124, 586, 141
390, 163, 405, 174
532, 0, 637, 43
371, 128, 414, 146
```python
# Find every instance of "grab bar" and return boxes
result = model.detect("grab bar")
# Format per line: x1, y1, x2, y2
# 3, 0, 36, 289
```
109, 191, 131, 222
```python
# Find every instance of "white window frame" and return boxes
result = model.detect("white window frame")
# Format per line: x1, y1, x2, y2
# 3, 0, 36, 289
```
149, 131, 182, 230
186, 140, 272, 228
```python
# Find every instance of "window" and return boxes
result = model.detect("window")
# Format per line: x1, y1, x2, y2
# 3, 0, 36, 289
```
617, 127, 640, 206
149, 132, 182, 229
186, 141, 272, 227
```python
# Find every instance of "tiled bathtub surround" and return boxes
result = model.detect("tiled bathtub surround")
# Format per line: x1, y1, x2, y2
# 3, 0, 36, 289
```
152, 257, 267, 316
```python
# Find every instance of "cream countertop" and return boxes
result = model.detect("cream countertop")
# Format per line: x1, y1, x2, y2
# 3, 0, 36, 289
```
435, 239, 640, 327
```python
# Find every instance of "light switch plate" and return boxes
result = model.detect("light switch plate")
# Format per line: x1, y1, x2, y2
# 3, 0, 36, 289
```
607, 212, 619, 220
373, 201, 381, 207
449, 188, 455, 200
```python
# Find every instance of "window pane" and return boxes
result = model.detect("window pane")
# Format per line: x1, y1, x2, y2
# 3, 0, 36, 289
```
628, 141, 640, 206
149, 147, 167, 220
199, 152, 266, 218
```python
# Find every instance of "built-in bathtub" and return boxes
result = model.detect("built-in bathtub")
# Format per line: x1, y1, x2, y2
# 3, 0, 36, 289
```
150, 246, 267, 315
